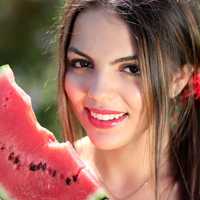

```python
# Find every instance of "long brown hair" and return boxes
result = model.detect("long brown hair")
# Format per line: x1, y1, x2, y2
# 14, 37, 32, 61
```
57, 0, 200, 199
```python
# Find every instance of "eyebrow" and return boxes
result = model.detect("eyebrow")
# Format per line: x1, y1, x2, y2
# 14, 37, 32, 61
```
68, 46, 138, 65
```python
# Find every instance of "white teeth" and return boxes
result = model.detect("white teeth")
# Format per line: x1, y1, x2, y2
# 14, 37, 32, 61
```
90, 111, 125, 121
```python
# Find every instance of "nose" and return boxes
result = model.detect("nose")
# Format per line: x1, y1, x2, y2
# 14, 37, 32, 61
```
86, 73, 115, 103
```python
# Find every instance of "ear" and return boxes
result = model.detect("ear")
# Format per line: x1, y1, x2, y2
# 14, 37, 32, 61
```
169, 64, 194, 98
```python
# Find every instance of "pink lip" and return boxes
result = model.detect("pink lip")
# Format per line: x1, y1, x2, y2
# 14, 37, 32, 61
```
85, 108, 128, 129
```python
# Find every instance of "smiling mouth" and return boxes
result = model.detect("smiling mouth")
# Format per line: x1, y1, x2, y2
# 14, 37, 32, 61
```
85, 107, 129, 129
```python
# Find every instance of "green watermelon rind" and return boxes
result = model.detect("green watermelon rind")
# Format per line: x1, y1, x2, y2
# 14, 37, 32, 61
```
87, 189, 109, 200
0, 64, 10, 73
0, 185, 14, 200
0, 64, 14, 82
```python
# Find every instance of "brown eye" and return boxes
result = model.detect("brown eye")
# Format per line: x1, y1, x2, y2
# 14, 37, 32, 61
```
68, 59, 93, 69
122, 64, 141, 76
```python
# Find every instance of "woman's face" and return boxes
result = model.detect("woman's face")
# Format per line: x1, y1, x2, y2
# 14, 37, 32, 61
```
65, 7, 149, 150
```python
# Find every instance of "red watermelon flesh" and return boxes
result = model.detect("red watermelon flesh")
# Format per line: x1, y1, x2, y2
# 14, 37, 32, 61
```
0, 65, 109, 200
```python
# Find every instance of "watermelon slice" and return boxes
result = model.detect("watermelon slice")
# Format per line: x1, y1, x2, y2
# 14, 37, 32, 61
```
0, 65, 109, 200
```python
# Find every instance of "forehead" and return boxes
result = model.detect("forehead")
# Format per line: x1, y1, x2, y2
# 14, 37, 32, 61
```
68, 7, 137, 59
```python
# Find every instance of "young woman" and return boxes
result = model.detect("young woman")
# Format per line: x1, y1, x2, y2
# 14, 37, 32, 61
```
57, 0, 200, 199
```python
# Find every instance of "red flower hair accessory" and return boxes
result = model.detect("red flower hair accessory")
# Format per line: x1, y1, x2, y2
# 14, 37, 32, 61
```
181, 72, 200, 101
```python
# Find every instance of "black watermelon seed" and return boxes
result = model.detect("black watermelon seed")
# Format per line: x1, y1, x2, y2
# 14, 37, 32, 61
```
37, 162, 43, 170
72, 175, 78, 182
37, 162, 44, 170
101, 198, 109, 200
0, 145, 5, 150
13, 156, 20, 164
48, 168, 52, 174
8, 152, 15, 161
65, 177, 72, 185
52, 170, 57, 177
41, 163, 47, 171
29, 162, 37, 171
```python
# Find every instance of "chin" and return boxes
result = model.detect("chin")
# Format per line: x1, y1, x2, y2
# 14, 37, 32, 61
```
87, 131, 130, 150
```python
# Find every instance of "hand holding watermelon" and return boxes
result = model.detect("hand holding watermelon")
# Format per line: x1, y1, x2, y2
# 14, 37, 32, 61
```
0, 65, 109, 200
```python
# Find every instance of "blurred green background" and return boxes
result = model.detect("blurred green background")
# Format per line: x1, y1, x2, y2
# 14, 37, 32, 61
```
0, 0, 65, 141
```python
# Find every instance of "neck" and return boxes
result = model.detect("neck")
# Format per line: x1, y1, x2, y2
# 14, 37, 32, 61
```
92, 132, 172, 199
94, 133, 152, 181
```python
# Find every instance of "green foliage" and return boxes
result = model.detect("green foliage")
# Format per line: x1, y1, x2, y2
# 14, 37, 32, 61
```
0, 0, 65, 141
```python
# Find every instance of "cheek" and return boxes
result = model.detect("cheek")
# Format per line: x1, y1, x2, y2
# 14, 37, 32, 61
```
126, 82, 148, 130
120, 77, 143, 111
121, 78, 148, 129
64, 73, 86, 109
